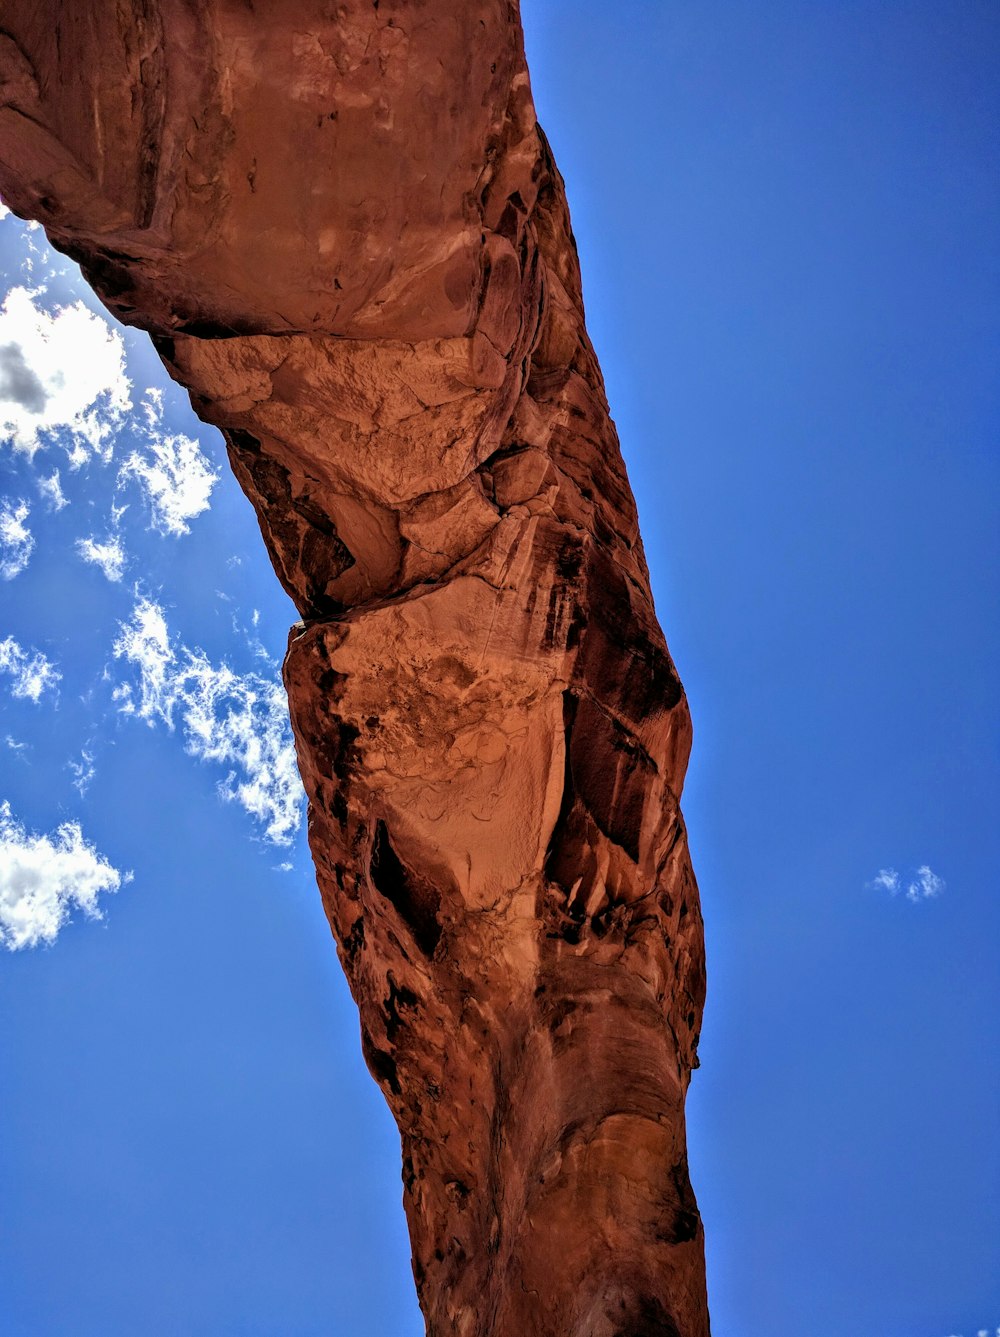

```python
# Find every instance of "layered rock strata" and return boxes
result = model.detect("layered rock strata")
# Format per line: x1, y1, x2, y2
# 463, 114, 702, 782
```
0, 4, 709, 1334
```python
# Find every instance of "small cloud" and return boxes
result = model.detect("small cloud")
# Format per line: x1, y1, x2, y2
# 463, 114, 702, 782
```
68, 748, 96, 797
112, 597, 303, 845
111, 595, 173, 713
867, 867, 900, 895
231, 607, 277, 667
5, 735, 29, 756
76, 533, 127, 582
37, 468, 68, 511
0, 497, 34, 578
117, 390, 218, 536
0, 799, 130, 950
906, 864, 945, 902
140, 386, 164, 426
0, 286, 131, 462
867, 864, 945, 903
0, 635, 61, 702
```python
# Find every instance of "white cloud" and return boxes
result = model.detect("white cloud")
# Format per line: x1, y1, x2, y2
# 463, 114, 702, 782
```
112, 596, 173, 712
141, 386, 164, 425
0, 636, 60, 702
68, 749, 96, 797
0, 799, 130, 950
76, 533, 127, 582
0, 497, 34, 578
867, 864, 945, 903
113, 597, 302, 845
907, 864, 945, 903
231, 606, 277, 667
0, 286, 131, 463
37, 469, 68, 511
118, 392, 218, 536
867, 867, 900, 895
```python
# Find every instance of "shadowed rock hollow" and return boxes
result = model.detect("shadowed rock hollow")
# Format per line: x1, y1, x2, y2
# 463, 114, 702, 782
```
0, 4, 710, 1333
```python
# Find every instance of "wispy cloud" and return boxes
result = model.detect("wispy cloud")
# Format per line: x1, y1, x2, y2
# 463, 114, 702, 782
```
230, 605, 278, 668
76, 533, 127, 582
867, 864, 946, 903
868, 867, 900, 895
0, 799, 130, 950
37, 468, 68, 511
0, 497, 33, 578
117, 391, 218, 536
112, 597, 302, 845
0, 286, 131, 463
0, 635, 60, 702
906, 864, 945, 902
68, 748, 96, 797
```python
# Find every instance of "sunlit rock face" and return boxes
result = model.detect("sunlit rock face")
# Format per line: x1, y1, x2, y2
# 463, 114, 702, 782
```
0, 4, 709, 1333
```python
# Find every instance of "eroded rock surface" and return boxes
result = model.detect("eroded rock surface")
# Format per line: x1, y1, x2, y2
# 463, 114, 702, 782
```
0, 4, 709, 1333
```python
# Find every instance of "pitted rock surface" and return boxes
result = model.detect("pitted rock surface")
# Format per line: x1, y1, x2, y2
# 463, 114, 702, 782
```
0, 5, 710, 1334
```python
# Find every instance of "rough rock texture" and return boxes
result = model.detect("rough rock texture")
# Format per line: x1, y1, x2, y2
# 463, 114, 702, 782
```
0, 5, 709, 1334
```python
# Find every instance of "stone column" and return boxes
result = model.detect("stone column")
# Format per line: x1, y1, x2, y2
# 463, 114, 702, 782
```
0, 5, 709, 1333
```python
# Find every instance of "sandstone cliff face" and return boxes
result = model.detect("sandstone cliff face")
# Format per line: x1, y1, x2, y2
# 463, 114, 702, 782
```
0, 5, 709, 1334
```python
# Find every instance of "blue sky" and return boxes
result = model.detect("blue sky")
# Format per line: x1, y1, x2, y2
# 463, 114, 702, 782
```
1, 4, 997, 1335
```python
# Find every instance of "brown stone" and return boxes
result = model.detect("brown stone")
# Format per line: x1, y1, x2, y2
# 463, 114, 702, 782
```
0, 5, 710, 1333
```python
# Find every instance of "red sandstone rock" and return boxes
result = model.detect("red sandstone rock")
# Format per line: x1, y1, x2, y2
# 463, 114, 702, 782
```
0, 5, 710, 1333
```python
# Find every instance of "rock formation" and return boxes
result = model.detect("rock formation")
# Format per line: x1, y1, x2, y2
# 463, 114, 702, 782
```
0, 4, 709, 1334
